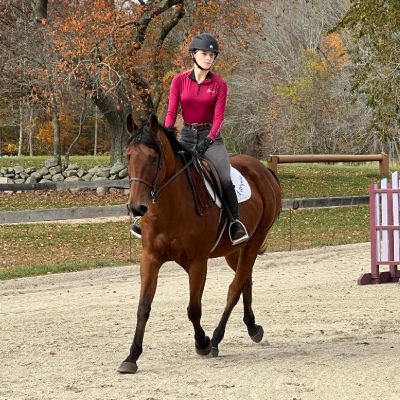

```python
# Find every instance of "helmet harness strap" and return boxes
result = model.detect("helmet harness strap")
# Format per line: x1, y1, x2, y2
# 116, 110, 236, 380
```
190, 51, 217, 71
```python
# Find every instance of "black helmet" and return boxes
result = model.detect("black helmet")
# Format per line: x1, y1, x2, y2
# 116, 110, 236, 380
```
189, 33, 219, 54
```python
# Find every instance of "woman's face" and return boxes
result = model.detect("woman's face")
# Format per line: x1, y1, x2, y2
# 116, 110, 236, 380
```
194, 50, 216, 69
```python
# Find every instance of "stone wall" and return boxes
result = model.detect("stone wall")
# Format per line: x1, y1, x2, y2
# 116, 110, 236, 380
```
0, 159, 128, 185
0, 160, 130, 195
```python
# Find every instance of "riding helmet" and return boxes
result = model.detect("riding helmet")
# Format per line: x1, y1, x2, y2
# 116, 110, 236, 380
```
189, 33, 220, 54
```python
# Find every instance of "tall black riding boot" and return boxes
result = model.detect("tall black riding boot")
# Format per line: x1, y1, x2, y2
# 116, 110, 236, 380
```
130, 216, 142, 239
222, 183, 249, 245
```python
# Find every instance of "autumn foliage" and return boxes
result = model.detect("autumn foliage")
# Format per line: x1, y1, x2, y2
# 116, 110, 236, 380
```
2, 1, 399, 161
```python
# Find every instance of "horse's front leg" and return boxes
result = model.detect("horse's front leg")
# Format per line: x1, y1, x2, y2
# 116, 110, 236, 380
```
187, 261, 211, 356
118, 253, 161, 374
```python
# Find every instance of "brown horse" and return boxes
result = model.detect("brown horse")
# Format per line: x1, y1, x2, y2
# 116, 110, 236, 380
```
118, 114, 281, 374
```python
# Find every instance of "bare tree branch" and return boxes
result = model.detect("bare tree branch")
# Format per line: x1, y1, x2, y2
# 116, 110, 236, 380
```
122, 0, 183, 54
151, 3, 185, 110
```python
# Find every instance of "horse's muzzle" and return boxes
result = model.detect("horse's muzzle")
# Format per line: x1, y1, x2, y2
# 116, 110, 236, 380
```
127, 204, 148, 217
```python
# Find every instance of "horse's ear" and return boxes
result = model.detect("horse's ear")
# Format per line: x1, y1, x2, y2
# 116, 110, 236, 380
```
127, 114, 138, 135
149, 114, 158, 133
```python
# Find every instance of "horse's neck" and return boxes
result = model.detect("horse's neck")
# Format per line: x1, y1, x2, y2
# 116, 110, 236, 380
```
160, 132, 179, 178
157, 132, 198, 205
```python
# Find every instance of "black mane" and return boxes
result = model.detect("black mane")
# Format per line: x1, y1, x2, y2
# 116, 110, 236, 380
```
159, 125, 188, 154
127, 121, 159, 152
128, 120, 187, 155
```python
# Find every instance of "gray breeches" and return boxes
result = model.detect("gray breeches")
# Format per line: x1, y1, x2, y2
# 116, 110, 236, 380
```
179, 126, 232, 188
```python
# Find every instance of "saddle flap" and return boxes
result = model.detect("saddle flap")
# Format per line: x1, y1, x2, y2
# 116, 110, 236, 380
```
198, 158, 223, 198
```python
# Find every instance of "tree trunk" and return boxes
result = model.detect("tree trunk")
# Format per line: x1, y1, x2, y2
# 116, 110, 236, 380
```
18, 101, 24, 156
93, 93, 130, 165
108, 112, 127, 165
50, 93, 62, 166
94, 106, 98, 156
28, 104, 34, 156
32, 0, 48, 22
65, 96, 87, 167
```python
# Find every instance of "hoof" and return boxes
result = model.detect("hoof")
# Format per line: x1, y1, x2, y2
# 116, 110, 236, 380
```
117, 361, 138, 374
196, 336, 212, 356
250, 325, 264, 343
211, 346, 219, 357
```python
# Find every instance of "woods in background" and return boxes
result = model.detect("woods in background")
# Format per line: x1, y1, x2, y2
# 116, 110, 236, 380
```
0, 0, 398, 164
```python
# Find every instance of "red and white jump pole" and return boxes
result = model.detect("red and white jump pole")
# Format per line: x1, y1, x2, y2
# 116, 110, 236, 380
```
358, 171, 400, 284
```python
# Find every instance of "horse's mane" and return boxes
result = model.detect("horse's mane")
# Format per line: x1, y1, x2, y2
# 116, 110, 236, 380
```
128, 120, 187, 155
159, 125, 188, 154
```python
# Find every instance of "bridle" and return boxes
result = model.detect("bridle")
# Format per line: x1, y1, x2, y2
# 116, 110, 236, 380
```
128, 133, 164, 200
128, 130, 195, 202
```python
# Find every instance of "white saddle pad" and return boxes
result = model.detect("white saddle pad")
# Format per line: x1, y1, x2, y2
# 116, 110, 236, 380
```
205, 166, 251, 207
231, 166, 251, 203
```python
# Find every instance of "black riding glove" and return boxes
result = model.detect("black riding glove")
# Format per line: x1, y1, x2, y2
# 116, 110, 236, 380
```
197, 137, 214, 156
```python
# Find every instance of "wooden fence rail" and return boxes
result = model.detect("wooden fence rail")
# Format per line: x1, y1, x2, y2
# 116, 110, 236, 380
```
0, 196, 369, 225
267, 153, 389, 176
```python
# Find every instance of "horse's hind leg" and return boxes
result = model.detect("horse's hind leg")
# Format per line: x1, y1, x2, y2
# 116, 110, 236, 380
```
187, 261, 211, 355
225, 253, 264, 344
211, 247, 259, 356
242, 276, 264, 342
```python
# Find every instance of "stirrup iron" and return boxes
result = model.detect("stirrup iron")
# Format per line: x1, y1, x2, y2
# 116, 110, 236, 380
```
229, 220, 249, 245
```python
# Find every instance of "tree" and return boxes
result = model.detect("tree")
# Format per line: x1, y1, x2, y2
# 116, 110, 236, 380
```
338, 0, 400, 159
0, 1, 64, 163
42, 0, 186, 164
223, 0, 376, 158
1, 1, 267, 162
28, 0, 264, 163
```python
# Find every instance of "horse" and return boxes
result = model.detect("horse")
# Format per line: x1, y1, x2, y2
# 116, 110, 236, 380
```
118, 114, 281, 374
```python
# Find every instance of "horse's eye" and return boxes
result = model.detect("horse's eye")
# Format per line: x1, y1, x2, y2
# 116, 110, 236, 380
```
150, 155, 158, 165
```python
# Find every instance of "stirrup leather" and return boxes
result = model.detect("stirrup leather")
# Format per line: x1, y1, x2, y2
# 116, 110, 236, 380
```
130, 216, 142, 239
229, 220, 249, 245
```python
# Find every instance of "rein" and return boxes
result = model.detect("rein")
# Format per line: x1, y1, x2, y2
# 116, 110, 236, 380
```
129, 136, 196, 202
128, 125, 213, 213
151, 157, 195, 202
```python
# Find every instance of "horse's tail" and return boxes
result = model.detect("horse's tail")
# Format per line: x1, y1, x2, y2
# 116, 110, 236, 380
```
267, 167, 280, 186
258, 236, 270, 255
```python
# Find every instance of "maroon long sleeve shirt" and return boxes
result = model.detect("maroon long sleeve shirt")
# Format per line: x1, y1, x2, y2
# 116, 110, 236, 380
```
164, 70, 228, 141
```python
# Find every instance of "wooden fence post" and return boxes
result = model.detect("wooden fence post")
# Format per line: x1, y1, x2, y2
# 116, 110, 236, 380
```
267, 155, 279, 173
379, 153, 389, 176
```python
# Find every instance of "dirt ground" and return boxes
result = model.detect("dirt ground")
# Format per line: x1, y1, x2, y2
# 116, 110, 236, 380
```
1, 242, 399, 400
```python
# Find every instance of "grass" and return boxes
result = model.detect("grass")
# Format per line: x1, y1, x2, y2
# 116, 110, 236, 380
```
0, 206, 370, 280
0, 158, 383, 280
0, 190, 126, 212
278, 163, 382, 197
267, 206, 369, 252
0, 222, 141, 280
0, 155, 109, 169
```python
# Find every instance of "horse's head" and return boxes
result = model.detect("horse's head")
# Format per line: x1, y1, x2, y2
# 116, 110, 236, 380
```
126, 113, 163, 217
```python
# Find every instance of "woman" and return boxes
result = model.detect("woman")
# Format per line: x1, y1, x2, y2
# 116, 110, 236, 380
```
164, 32, 248, 245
